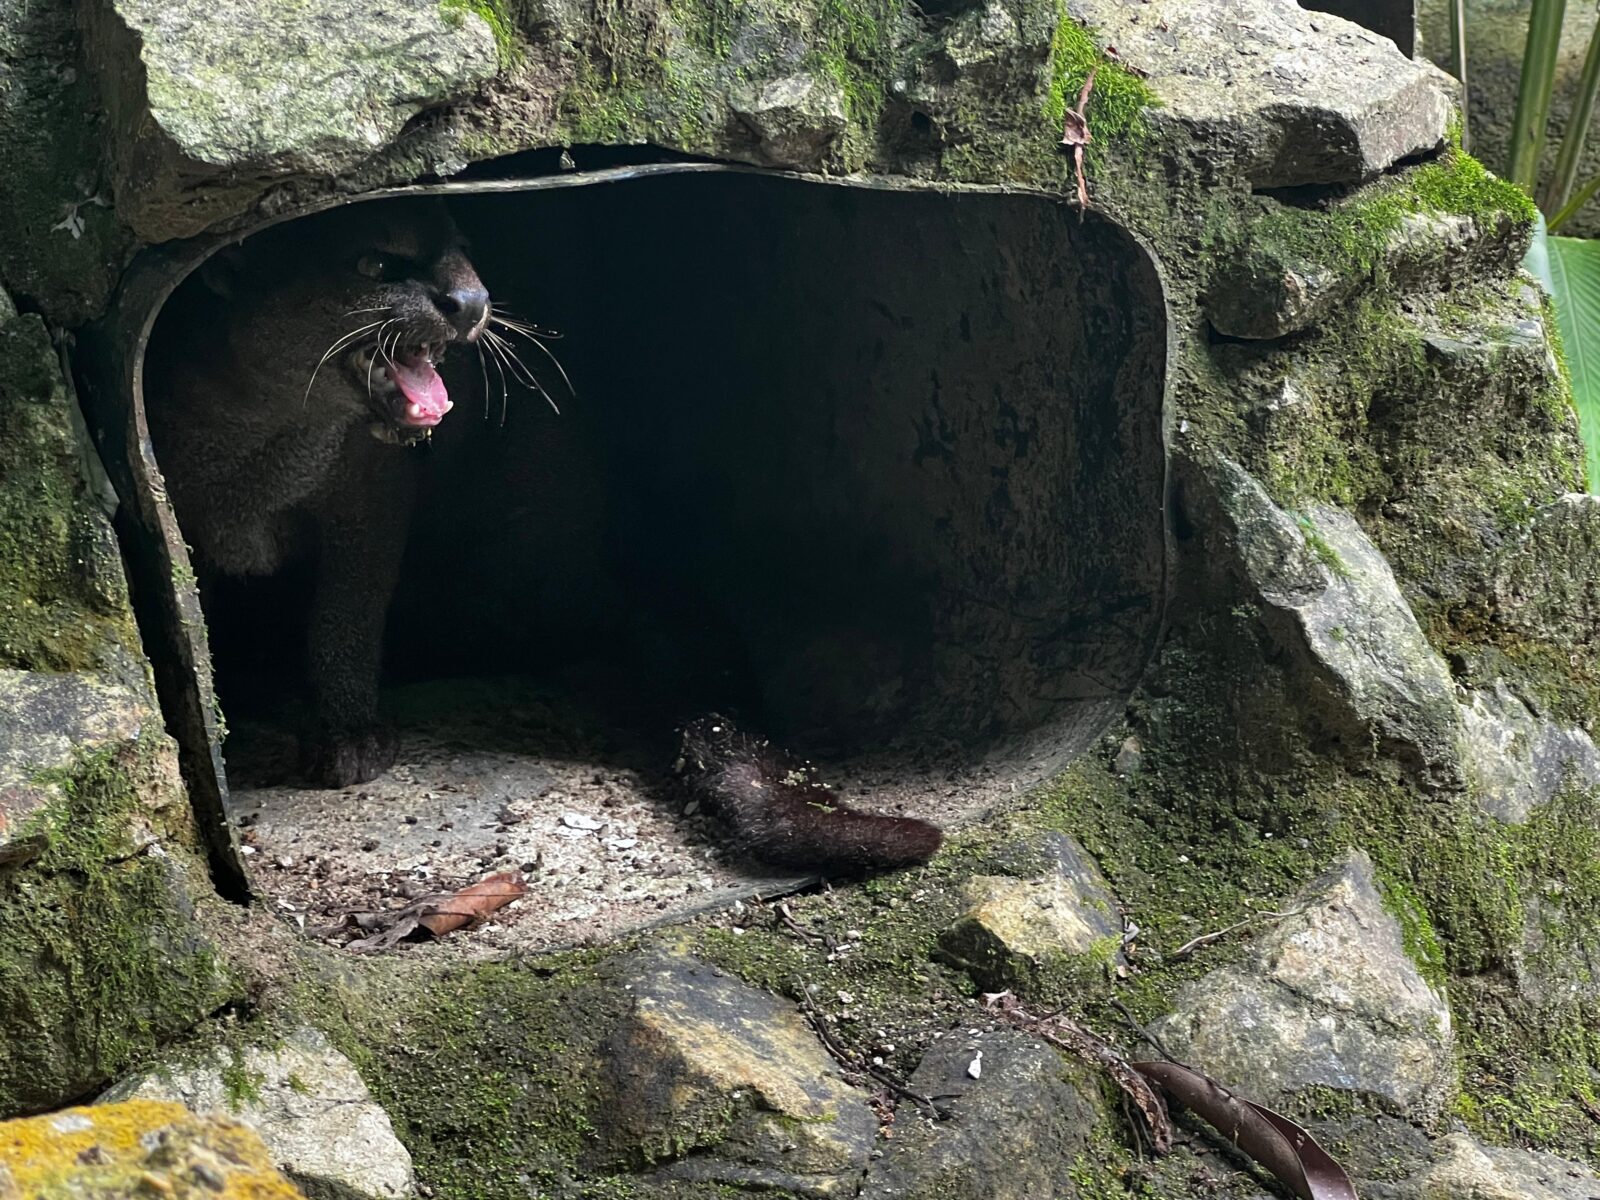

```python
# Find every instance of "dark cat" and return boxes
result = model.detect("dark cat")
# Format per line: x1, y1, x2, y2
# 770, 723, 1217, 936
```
145, 199, 488, 787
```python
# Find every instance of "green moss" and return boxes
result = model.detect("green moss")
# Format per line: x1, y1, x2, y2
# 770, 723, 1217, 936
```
219, 1052, 266, 1110
1374, 875, 1447, 990
441, 0, 519, 64
0, 733, 239, 1116
1044, 7, 1157, 167
812, 0, 899, 129
1294, 513, 1351, 578
286, 949, 627, 1199
0, 315, 139, 672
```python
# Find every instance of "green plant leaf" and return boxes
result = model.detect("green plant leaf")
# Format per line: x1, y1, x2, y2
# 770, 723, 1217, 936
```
1547, 233, 1600, 491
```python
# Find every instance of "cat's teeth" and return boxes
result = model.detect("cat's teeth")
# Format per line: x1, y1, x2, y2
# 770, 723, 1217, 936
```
405, 401, 424, 421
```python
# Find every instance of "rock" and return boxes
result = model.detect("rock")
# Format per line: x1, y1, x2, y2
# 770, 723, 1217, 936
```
1414, 1131, 1600, 1199
593, 950, 875, 1196
1491, 494, 1600, 647
0, 726, 238, 1117
1068, 0, 1451, 187
1385, 210, 1530, 292
730, 72, 847, 169
0, 1099, 307, 1198
1462, 682, 1600, 823
1207, 249, 1351, 341
79, 0, 500, 239
1208, 205, 1530, 340
860, 1030, 1104, 1199
1205, 456, 1465, 788
0, 285, 14, 322
1151, 851, 1455, 1121
1112, 735, 1142, 777
0, 303, 232, 1117
0, 1, 133, 324
0, 670, 151, 790
103, 1027, 413, 1200
0, 314, 141, 677
938, 834, 1121, 991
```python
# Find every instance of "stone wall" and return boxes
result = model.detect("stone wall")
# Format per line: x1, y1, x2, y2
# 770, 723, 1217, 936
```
2, 0, 1598, 1197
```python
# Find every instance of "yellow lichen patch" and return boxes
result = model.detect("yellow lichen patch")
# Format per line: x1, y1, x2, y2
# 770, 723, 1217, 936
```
0, 1100, 305, 1200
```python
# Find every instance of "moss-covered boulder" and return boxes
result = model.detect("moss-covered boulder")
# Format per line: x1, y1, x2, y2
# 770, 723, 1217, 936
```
0, 1099, 308, 1199
1151, 852, 1456, 1122
77, 0, 500, 240
104, 1026, 415, 1200
0, 4, 130, 325
0, 306, 240, 1116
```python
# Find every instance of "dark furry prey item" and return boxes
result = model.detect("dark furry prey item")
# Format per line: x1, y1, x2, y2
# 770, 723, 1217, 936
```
676, 715, 943, 872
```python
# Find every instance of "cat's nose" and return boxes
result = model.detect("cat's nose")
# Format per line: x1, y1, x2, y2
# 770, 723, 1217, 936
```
438, 285, 489, 340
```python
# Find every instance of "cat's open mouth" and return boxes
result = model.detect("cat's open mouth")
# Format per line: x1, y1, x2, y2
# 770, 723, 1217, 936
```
352, 342, 453, 428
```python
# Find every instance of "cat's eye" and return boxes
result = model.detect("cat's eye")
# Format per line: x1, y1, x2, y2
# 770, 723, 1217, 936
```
356, 253, 416, 282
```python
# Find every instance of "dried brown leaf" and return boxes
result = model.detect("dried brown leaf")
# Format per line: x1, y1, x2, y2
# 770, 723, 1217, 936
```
1132, 1061, 1358, 1200
341, 870, 527, 952
416, 870, 528, 937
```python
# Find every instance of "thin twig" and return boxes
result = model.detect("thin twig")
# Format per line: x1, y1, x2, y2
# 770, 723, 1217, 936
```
795, 983, 950, 1119
985, 991, 1172, 1153
1169, 908, 1302, 961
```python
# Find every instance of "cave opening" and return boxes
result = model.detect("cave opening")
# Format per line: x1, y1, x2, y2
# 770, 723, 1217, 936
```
128, 167, 1170, 948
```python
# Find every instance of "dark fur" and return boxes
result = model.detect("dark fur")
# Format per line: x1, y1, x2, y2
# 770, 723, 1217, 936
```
146, 199, 489, 786
677, 715, 943, 872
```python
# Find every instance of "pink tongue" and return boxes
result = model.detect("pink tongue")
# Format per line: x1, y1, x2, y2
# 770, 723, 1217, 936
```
387, 356, 451, 425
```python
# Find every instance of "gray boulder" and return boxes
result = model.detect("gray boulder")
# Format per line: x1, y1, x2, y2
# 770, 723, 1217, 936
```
1069, 0, 1451, 187
79, 0, 500, 238
1206, 456, 1465, 789
594, 950, 876, 1197
104, 1026, 415, 1200
1152, 851, 1456, 1121
861, 1030, 1104, 1200
1462, 682, 1600, 824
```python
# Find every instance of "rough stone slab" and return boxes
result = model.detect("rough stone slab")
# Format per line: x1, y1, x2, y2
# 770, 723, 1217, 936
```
0, 669, 151, 789
1417, 1131, 1600, 1199
102, 1027, 414, 1200
1462, 682, 1600, 824
1206, 456, 1465, 788
730, 72, 847, 169
1069, 0, 1451, 187
80, 0, 499, 238
1491, 494, 1600, 646
1207, 250, 1352, 341
860, 1030, 1102, 1199
938, 832, 1121, 990
1208, 206, 1530, 340
1151, 851, 1455, 1120
0, 1099, 307, 1198
595, 950, 875, 1196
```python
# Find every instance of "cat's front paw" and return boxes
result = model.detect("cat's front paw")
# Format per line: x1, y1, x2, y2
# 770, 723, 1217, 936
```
300, 725, 400, 788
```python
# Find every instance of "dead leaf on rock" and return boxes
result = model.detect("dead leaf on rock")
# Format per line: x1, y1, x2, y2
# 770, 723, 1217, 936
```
1059, 68, 1098, 214
1132, 1060, 1358, 1200
339, 870, 528, 952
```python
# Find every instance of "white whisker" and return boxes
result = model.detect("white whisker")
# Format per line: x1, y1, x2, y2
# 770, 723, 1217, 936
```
305, 320, 384, 407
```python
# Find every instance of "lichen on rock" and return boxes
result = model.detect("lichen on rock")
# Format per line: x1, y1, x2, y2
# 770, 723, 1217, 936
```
0, 1099, 308, 1199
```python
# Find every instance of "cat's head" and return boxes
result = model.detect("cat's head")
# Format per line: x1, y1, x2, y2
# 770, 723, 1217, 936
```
200, 197, 489, 436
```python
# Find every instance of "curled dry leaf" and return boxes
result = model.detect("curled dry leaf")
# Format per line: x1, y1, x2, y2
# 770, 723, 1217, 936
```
1058, 67, 1098, 213
1132, 1060, 1359, 1200
416, 870, 529, 937
341, 870, 528, 952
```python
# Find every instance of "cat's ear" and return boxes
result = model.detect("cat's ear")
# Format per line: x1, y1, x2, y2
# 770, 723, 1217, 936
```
196, 244, 248, 298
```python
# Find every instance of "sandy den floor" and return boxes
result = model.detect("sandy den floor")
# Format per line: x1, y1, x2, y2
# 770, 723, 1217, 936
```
221, 676, 1007, 960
